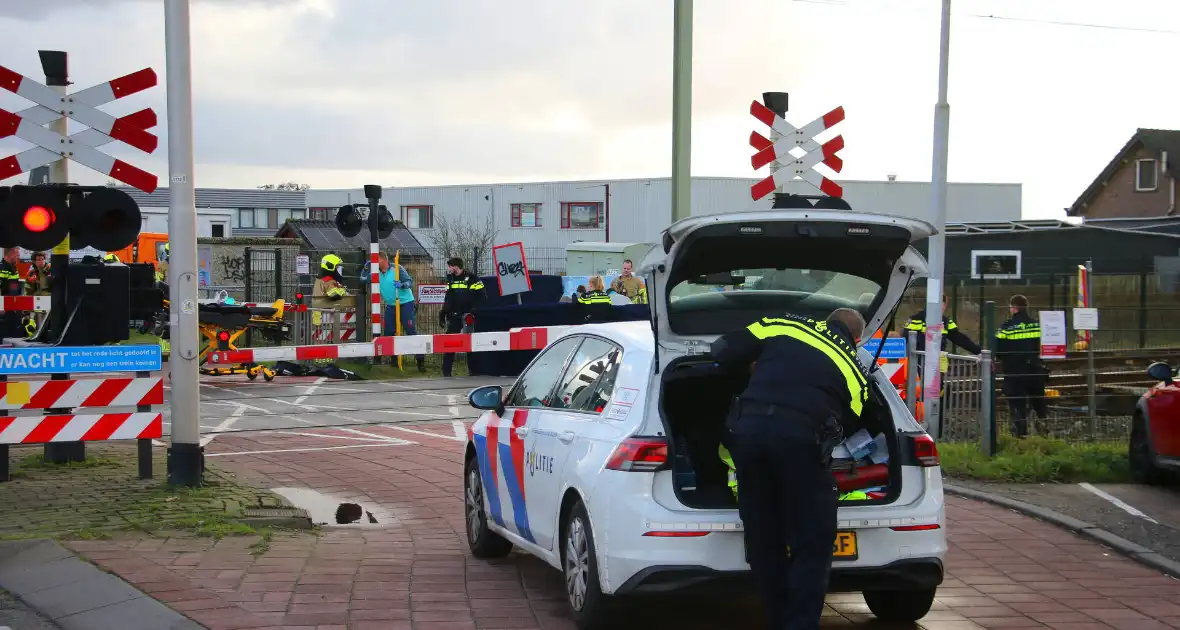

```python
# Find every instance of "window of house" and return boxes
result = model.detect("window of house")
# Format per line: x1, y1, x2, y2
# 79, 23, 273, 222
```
309, 207, 332, 221
1137, 159, 1158, 192
403, 205, 434, 229
276, 208, 306, 224
511, 203, 542, 228
211, 224, 225, 238
235, 208, 255, 229
561, 202, 604, 229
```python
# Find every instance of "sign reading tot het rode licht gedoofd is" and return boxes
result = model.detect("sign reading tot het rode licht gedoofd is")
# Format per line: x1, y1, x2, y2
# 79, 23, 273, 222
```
492, 242, 532, 297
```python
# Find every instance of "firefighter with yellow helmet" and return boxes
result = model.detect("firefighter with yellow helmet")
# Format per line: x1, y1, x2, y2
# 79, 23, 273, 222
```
156, 243, 169, 284
312, 254, 349, 310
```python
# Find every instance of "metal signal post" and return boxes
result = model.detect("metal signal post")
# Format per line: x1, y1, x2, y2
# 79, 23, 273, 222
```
164, 0, 203, 487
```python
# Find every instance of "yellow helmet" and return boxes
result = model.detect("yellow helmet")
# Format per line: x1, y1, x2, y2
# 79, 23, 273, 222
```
102, 254, 119, 263
321, 254, 342, 273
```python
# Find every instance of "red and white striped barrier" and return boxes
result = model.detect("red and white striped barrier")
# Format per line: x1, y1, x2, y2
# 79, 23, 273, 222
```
0, 375, 163, 445
0, 413, 162, 444
0, 377, 163, 409
0, 296, 50, 312
312, 310, 355, 342
207, 326, 566, 364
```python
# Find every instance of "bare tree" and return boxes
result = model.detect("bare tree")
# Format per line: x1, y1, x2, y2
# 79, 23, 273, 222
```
427, 214, 498, 263
258, 182, 310, 191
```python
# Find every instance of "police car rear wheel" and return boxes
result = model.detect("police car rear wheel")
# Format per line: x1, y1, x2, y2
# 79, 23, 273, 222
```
863, 587, 936, 623
464, 455, 513, 559
564, 501, 612, 629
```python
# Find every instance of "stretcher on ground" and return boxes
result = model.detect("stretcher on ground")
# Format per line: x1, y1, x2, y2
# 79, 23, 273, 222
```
148, 298, 291, 381
198, 300, 291, 381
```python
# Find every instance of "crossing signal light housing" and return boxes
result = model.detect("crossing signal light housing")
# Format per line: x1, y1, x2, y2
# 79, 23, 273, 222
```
1, 186, 69, 251
72, 187, 143, 251
334, 204, 396, 239
375, 205, 395, 239
335, 205, 363, 238
294, 292, 304, 305
217, 330, 230, 350
0, 184, 142, 252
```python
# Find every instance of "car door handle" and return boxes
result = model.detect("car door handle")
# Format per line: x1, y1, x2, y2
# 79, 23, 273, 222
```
515, 426, 529, 438
558, 430, 576, 444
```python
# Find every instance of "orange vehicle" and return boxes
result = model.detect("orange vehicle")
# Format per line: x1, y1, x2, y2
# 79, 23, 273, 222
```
15, 233, 168, 280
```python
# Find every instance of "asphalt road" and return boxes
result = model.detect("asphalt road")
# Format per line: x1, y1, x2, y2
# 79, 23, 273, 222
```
954, 477, 1180, 565
161, 376, 516, 441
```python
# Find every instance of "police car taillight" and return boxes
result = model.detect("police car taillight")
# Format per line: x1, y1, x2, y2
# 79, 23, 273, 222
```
910, 434, 940, 467
605, 437, 668, 472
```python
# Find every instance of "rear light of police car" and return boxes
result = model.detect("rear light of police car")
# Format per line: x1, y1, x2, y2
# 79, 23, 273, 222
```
910, 434, 940, 467
605, 437, 668, 472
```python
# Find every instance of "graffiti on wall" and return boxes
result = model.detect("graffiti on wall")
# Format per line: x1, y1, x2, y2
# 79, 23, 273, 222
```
220, 255, 246, 283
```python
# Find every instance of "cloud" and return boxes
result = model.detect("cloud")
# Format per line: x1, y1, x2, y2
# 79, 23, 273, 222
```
0, 0, 293, 21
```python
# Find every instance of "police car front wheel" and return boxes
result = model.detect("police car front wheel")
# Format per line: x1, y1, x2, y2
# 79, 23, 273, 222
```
464, 455, 512, 559
863, 587, 936, 623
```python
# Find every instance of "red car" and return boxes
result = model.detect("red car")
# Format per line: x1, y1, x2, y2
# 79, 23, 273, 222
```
1131, 362, 1180, 484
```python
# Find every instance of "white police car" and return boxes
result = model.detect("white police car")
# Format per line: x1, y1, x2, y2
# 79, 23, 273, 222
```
462, 210, 946, 629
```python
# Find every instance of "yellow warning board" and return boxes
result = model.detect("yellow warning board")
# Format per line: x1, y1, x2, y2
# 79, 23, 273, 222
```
52, 236, 70, 256
5, 381, 30, 406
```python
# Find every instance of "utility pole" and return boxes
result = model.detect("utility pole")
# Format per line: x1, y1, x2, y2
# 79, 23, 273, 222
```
670, 0, 693, 224
39, 50, 83, 465
164, 0, 202, 486
922, 0, 953, 439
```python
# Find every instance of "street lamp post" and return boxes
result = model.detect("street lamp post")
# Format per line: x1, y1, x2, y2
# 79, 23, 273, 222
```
670, 0, 693, 224
922, 0, 953, 439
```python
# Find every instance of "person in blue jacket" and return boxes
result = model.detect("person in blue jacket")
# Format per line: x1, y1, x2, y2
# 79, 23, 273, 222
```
377, 252, 425, 372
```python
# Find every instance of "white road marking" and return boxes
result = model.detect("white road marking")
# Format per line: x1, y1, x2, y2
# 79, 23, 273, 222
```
452, 420, 467, 441
1078, 482, 1161, 525
206, 442, 415, 457
263, 397, 321, 411
263, 431, 406, 442
328, 422, 418, 444
294, 376, 328, 405
371, 408, 451, 419
378, 423, 465, 442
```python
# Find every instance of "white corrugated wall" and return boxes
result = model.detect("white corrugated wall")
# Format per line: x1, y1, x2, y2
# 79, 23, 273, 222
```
307, 177, 1023, 269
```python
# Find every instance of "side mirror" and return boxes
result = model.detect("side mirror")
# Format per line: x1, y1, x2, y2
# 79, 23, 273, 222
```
1147, 362, 1174, 385
468, 385, 504, 413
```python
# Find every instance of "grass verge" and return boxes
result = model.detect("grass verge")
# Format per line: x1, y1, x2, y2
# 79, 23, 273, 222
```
0, 443, 300, 542
940, 435, 1131, 483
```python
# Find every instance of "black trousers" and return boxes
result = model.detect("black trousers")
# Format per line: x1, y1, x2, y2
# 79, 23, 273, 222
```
441, 316, 464, 377
1004, 375, 1048, 438
728, 416, 837, 630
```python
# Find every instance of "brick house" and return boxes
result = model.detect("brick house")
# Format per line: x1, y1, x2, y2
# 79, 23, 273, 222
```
1068, 128, 1180, 218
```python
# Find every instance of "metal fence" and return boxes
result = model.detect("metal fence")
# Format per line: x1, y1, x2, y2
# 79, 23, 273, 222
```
898, 268, 1180, 353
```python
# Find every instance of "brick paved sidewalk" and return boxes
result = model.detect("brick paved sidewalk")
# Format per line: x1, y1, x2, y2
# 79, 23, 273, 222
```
60, 427, 1180, 629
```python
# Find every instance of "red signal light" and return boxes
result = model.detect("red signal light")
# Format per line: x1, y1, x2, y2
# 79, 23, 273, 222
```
22, 206, 54, 233
218, 331, 230, 342
295, 293, 304, 300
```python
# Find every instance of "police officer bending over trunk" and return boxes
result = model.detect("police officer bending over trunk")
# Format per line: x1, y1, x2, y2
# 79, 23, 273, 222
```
710, 308, 869, 630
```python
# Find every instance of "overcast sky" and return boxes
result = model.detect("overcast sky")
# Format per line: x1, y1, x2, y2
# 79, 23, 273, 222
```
1, 0, 1177, 219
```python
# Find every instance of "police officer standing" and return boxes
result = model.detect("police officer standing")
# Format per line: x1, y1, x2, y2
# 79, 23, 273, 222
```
0, 248, 24, 340
995, 294, 1048, 438
439, 257, 485, 378
710, 308, 869, 630
575, 275, 612, 322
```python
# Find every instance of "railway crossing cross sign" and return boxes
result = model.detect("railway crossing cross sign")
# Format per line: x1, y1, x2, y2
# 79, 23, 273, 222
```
0, 65, 159, 193
749, 100, 845, 200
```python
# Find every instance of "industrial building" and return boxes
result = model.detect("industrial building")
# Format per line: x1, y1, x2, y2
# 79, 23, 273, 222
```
108, 177, 1021, 249
306, 176, 1023, 251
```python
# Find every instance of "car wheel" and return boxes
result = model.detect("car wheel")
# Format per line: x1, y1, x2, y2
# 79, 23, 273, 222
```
563, 501, 613, 630
464, 455, 513, 559
1131, 415, 1166, 485
863, 588, 936, 623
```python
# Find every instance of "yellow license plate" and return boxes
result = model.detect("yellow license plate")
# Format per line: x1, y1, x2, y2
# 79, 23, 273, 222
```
832, 531, 858, 560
